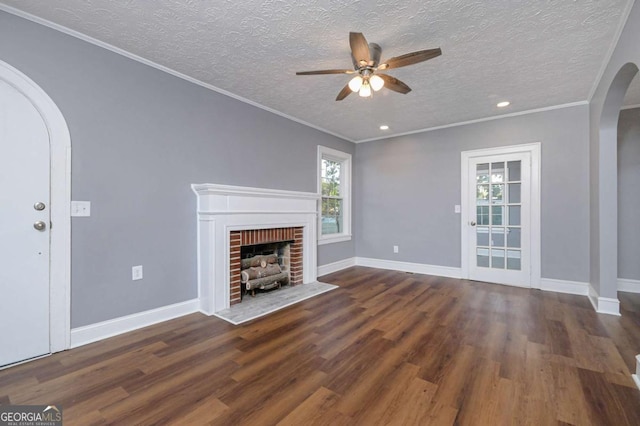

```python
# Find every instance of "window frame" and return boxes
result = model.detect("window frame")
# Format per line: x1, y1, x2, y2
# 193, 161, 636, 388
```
317, 145, 352, 245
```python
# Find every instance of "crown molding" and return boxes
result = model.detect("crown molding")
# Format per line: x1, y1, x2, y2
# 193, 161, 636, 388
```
587, 0, 636, 101
355, 101, 589, 144
0, 4, 355, 144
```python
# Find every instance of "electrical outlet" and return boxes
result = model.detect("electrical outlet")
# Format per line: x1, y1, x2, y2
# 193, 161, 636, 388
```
71, 201, 91, 217
393, 245, 399, 253
454, 205, 461, 213
132, 265, 143, 281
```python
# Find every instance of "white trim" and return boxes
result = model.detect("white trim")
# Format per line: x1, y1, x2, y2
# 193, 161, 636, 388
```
0, 4, 354, 144
317, 257, 356, 277
317, 145, 352, 244
633, 374, 640, 391
0, 60, 72, 353
356, 102, 588, 143
633, 355, 640, 391
621, 103, 640, 111
597, 297, 622, 316
70, 299, 199, 348
539, 278, 589, 296
618, 278, 640, 293
318, 234, 352, 245
460, 143, 541, 289
355, 257, 462, 279
587, 0, 637, 101
589, 284, 621, 316
191, 183, 320, 200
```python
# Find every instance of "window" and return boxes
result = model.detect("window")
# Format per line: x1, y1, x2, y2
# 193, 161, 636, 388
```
318, 146, 351, 244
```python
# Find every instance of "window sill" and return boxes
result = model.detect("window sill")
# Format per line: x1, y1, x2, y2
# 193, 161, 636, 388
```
318, 234, 352, 245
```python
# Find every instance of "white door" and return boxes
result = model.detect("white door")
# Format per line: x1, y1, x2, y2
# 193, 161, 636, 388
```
464, 150, 533, 287
0, 79, 51, 367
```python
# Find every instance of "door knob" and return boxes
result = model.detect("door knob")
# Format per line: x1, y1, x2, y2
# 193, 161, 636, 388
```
470, 221, 477, 226
33, 221, 46, 231
34, 202, 46, 211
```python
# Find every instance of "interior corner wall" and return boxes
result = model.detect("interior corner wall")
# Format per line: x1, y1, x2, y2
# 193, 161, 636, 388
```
589, 0, 640, 299
618, 107, 640, 281
355, 105, 590, 283
0, 11, 355, 328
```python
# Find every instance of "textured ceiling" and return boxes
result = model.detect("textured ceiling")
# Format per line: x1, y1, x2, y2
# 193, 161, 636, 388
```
0, 0, 633, 141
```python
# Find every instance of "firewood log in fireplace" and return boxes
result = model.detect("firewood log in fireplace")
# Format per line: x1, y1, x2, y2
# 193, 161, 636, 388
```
245, 272, 290, 295
241, 254, 278, 269
241, 263, 282, 283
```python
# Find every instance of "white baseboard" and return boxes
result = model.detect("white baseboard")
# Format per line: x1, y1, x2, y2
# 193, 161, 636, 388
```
539, 278, 589, 296
355, 257, 462, 279
633, 355, 640, 390
70, 299, 200, 348
633, 355, 640, 391
618, 278, 640, 293
337, 258, 623, 316
317, 257, 356, 277
588, 285, 621, 316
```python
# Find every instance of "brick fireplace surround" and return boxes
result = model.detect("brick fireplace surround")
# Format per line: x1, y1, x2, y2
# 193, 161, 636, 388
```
230, 227, 303, 305
192, 184, 319, 315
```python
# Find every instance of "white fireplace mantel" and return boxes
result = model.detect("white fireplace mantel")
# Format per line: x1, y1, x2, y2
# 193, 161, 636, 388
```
192, 183, 320, 314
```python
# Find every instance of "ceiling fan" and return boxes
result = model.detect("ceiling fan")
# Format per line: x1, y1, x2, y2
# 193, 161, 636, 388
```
296, 32, 441, 101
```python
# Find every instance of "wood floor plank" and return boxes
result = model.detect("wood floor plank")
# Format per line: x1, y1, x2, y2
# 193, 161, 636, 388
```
1, 266, 639, 425
277, 386, 352, 426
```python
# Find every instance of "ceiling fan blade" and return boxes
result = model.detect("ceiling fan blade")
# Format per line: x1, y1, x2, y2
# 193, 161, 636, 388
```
296, 69, 354, 75
378, 74, 412, 94
379, 48, 442, 70
349, 32, 371, 66
336, 83, 352, 101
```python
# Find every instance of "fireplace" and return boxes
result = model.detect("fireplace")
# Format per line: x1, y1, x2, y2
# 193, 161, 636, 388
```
192, 184, 319, 314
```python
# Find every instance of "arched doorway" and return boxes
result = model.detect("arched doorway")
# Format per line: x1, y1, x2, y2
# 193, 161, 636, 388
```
0, 60, 71, 365
591, 62, 638, 316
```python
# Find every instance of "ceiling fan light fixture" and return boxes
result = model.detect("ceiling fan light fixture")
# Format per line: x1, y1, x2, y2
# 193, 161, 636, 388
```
359, 81, 372, 97
348, 75, 363, 92
370, 75, 385, 91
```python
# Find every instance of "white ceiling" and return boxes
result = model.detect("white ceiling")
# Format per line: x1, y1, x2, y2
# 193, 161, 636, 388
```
0, 0, 636, 142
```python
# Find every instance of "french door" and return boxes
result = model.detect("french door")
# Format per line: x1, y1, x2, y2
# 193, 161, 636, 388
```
462, 144, 540, 288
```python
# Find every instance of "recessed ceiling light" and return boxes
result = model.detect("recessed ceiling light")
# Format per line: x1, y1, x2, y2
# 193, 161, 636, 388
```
497, 101, 510, 108
380, 125, 389, 130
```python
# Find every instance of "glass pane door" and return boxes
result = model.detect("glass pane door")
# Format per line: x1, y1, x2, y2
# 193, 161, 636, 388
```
475, 160, 521, 270
467, 150, 531, 288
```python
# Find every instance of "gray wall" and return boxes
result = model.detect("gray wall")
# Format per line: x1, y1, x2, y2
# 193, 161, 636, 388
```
356, 105, 590, 283
0, 11, 355, 327
589, 1, 640, 298
618, 107, 640, 281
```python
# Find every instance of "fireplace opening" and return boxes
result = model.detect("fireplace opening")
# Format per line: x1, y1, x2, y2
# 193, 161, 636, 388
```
240, 241, 292, 298
229, 227, 304, 305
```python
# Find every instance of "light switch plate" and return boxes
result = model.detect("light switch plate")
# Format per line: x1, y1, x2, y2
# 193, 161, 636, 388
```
71, 201, 91, 217
454, 205, 461, 213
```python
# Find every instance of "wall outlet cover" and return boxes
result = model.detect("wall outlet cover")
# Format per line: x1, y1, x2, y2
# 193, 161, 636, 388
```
132, 265, 143, 280
71, 201, 91, 217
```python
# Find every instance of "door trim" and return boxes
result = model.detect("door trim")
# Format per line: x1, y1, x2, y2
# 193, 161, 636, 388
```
0, 60, 71, 352
460, 143, 541, 288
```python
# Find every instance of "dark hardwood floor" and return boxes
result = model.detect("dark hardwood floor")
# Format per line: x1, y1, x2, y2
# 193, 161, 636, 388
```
1, 267, 639, 425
